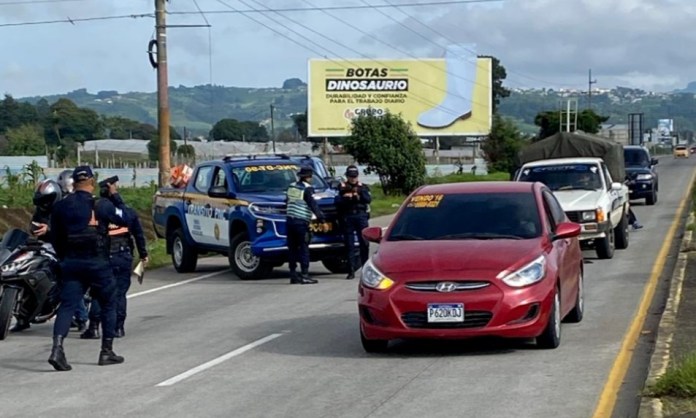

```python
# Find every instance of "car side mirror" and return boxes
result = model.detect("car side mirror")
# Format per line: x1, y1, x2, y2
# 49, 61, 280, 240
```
327, 178, 342, 189
651, 158, 658, 166
208, 185, 231, 198
611, 182, 623, 191
362, 226, 383, 243
553, 222, 581, 241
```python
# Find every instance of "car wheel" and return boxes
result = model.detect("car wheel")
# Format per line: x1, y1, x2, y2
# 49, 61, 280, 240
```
229, 232, 272, 280
565, 269, 584, 323
646, 189, 656, 206
360, 326, 389, 353
537, 285, 561, 349
171, 228, 198, 273
614, 211, 629, 250
595, 226, 615, 259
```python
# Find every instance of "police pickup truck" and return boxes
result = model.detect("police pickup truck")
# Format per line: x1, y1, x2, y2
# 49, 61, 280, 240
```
514, 157, 630, 259
152, 154, 348, 280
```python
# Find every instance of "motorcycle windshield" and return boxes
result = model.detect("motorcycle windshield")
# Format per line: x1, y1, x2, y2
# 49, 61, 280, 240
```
0, 229, 29, 253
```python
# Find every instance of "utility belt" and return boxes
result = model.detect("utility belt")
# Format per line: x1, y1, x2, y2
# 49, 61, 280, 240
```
343, 208, 368, 215
66, 232, 106, 257
109, 236, 131, 254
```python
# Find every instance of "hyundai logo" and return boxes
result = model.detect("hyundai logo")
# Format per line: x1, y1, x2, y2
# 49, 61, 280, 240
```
435, 282, 458, 292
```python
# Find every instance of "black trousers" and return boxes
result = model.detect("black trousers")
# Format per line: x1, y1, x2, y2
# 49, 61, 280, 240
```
287, 218, 311, 274
342, 213, 370, 272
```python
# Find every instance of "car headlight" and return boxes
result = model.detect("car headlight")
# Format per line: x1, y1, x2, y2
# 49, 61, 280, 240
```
636, 174, 653, 181
498, 255, 546, 288
361, 259, 394, 290
249, 204, 284, 216
581, 211, 596, 221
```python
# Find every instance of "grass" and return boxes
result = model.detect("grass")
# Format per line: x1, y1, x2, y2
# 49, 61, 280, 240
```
144, 238, 170, 271
646, 352, 696, 398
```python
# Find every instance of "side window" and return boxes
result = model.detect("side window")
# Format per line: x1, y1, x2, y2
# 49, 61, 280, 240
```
211, 167, 227, 188
542, 190, 565, 230
602, 164, 613, 190
194, 166, 214, 193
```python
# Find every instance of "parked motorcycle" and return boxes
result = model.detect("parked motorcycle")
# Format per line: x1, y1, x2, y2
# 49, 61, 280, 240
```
0, 228, 60, 340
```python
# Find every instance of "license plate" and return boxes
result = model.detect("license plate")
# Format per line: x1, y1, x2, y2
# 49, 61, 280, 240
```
309, 221, 333, 233
427, 303, 464, 323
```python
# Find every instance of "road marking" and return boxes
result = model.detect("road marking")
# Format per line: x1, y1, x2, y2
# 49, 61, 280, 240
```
128, 269, 230, 299
155, 333, 284, 387
591, 168, 696, 418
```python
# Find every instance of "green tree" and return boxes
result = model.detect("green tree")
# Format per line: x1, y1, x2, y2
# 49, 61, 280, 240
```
292, 111, 308, 140
5, 123, 46, 156
209, 118, 268, 141
533, 109, 610, 140
147, 137, 178, 161
479, 56, 510, 114
344, 111, 426, 195
0, 94, 39, 134
480, 115, 528, 176
176, 144, 195, 158
46, 98, 104, 145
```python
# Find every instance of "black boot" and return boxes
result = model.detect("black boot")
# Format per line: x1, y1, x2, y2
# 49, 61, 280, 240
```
289, 270, 302, 284
80, 321, 100, 339
299, 272, 318, 284
115, 324, 125, 338
345, 271, 355, 280
98, 338, 124, 366
10, 319, 30, 332
76, 320, 87, 333
48, 336, 71, 371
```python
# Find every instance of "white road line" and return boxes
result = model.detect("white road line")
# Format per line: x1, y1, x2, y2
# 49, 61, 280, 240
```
155, 333, 284, 387
128, 269, 230, 299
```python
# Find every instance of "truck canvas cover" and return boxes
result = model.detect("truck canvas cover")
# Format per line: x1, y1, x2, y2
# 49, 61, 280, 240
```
517, 131, 626, 182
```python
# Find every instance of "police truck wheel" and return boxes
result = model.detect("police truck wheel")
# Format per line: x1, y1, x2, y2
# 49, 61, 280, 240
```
321, 256, 351, 274
0, 287, 19, 341
595, 226, 615, 259
229, 232, 272, 280
171, 228, 198, 273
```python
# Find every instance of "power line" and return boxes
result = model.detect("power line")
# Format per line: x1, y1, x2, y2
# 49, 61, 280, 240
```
0, 13, 152, 27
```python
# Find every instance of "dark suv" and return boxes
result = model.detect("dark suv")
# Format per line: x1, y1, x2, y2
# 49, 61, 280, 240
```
623, 145, 659, 205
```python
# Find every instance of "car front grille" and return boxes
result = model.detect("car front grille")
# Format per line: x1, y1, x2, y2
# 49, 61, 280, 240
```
565, 211, 581, 223
405, 281, 490, 292
401, 311, 493, 329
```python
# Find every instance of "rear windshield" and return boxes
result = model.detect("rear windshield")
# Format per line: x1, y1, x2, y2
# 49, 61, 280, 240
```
387, 192, 541, 241
517, 163, 602, 191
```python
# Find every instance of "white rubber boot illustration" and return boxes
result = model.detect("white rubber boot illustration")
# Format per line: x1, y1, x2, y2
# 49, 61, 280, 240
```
417, 44, 477, 129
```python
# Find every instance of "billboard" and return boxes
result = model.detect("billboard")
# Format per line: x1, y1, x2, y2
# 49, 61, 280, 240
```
307, 45, 492, 137
657, 119, 673, 137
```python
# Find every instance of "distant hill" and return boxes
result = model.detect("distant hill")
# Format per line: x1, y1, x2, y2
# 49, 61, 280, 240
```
17, 80, 696, 137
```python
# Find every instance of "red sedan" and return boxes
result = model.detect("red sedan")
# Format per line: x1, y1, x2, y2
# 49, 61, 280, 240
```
358, 181, 584, 352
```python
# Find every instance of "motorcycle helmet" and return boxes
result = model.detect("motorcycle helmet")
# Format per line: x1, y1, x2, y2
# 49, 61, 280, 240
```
56, 169, 74, 194
33, 179, 63, 212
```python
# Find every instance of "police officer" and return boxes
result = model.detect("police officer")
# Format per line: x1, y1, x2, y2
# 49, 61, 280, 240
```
336, 165, 372, 280
47, 166, 128, 371
81, 177, 148, 339
285, 165, 324, 285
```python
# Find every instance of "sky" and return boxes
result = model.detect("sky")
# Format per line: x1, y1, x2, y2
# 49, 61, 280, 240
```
0, 0, 694, 98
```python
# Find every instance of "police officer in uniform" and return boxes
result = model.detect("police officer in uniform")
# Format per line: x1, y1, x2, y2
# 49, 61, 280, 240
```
336, 165, 372, 280
285, 166, 324, 285
81, 177, 148, 339
48, 166, 128, 371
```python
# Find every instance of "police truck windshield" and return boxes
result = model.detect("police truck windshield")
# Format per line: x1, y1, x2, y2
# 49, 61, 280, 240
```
231, 164, 327, 193
518, 164, 603, 191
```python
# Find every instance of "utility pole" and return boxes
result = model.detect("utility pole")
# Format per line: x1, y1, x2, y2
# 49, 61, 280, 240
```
270, 104, 276, 153
155, 0, 171, 187
588, 69, 597, 110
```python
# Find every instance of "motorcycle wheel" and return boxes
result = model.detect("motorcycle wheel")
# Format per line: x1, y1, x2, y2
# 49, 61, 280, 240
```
0, 287, 19, 341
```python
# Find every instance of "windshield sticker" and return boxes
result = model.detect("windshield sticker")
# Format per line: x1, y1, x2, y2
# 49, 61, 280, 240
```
590, 166, 598, 173
407, 194, 444, 208
244, 164, 298, 172
532, 165, 591, 172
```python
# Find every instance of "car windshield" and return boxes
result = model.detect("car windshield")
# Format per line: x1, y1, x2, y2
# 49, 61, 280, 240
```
517, 163, 602, 191
387, 192, 542, 241
231, 164, 327, 193
624, 149, 650, 167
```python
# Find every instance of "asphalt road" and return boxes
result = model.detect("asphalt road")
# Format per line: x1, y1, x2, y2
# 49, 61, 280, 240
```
1, 156, 695, 418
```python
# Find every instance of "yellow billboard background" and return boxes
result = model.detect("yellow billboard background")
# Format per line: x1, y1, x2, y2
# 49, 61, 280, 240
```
307, 58, 492, 137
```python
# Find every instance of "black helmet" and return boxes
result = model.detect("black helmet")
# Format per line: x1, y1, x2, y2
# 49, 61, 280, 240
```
297, 166, 314, 178
33, 179, 63, 212
56, 169, 74, 194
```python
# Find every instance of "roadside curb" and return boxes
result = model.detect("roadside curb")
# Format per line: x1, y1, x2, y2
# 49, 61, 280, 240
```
639, 211, 695, 418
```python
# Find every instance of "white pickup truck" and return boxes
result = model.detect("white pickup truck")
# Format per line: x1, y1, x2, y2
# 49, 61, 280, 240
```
514, 157, 630, 259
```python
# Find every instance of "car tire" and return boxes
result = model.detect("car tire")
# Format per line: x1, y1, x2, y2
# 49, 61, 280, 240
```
537, 285, 561, 349
614, 211, 629, 250
646, 189, 657, 206
229, 232, 272, 280
595, 226, 615, 259
360, 326, 389, 353
565, 269, 584, 323
321, 256, 351, 274
171, 227, 198, 273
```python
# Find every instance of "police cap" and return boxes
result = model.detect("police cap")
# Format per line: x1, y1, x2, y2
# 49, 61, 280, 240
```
345, 165, 360, 178
72, 165, 94, 182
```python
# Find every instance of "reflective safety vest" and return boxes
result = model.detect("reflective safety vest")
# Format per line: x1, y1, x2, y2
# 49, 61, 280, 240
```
286, 182, 312, 222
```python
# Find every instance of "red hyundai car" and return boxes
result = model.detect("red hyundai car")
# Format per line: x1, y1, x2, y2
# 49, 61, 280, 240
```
358, 181, 584, 352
